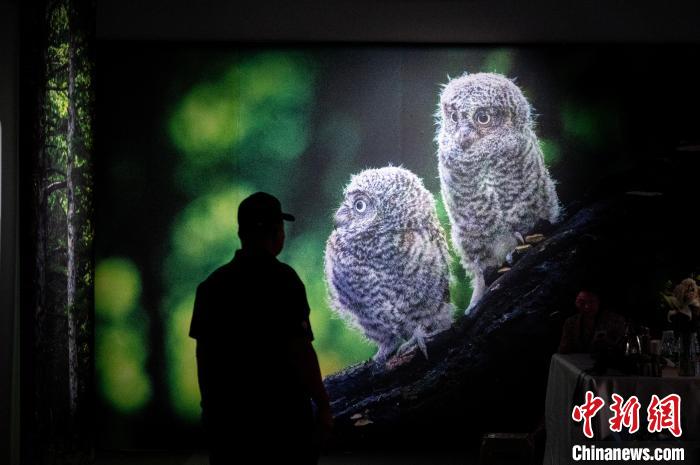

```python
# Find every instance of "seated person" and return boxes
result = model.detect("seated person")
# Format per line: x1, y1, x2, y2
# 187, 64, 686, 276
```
558, 289, 626, 354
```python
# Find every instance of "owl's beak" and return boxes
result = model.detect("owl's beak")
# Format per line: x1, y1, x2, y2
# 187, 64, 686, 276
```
459, 126, 477, 149
334, 208, 349, 229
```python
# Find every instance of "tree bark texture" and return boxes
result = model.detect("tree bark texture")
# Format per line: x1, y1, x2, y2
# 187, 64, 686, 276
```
65, 1, 79, 421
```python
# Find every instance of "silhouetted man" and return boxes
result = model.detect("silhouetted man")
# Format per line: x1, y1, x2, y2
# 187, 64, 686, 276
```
190, 192, 333, 464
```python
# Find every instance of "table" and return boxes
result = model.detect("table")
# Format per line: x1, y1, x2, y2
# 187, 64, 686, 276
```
543, 354, 700, 465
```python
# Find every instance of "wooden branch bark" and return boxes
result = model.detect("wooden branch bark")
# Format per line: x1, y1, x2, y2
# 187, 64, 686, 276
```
45, 180, 66, 196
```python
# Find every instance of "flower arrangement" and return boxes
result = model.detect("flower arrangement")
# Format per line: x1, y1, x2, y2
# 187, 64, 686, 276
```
661, 277, 700, 332
659, 277, 700, 376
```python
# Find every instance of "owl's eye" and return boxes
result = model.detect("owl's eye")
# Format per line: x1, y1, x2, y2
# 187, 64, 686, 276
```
474, 110, 491, 126
354, 199, 367, 213
450, 112, 459, 123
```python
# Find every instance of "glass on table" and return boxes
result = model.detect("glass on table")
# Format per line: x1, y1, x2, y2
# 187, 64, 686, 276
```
660, 330, 678, 364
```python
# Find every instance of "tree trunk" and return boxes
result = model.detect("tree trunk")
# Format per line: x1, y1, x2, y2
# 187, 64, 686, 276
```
65, 3, 79, 421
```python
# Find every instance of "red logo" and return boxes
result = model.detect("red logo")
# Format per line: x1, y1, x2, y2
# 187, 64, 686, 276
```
647, 394, 682, 437
572, 391, 605, 439
609, 394, 641, 434
572, 392, 683, 439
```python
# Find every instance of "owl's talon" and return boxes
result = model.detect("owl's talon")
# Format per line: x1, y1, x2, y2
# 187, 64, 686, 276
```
395, 343, 417, 358
464, 303, 475, 315
392, 326, 430, 362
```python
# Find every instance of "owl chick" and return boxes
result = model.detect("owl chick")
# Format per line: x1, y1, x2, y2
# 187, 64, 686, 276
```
436, 72, 560, 311
324, 166, 454, 364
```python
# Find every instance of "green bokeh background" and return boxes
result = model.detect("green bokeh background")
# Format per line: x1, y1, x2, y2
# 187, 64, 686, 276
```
95, 45, 636, 442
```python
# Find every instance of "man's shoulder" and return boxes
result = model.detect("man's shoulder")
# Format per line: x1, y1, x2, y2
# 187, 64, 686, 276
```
198, 261, 237, 290
276, 260, 303, 284
275, 260, 296, 275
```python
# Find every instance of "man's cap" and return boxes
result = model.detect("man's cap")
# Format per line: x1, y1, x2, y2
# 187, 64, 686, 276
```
237, 192, 295, 229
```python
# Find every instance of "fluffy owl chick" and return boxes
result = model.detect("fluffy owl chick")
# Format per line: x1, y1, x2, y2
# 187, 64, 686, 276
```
436, 72, 560, 311
325, 166, 454, 364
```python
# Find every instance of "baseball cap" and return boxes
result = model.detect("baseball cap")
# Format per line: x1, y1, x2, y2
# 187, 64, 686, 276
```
237, 192, 295, 229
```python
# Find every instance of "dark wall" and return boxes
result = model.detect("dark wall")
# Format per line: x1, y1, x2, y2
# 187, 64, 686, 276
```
0, 1, 19, 465
96, 0, 700, 42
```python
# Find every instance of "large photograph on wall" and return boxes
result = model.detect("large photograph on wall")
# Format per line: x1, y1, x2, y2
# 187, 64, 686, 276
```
95, 44, 700, 457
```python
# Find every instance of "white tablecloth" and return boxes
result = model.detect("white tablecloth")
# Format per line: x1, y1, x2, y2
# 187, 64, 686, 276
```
543, 354, 700, 465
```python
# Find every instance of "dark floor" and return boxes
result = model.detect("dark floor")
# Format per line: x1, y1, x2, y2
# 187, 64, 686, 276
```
94, 450, 477, 465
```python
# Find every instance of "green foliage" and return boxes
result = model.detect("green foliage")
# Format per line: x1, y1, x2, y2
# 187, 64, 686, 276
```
37, 0, 95, 423
48, 2, 68, 35
29, 0, 101, 458
166, 295, 200, 421
95, 258, 151, 413
49, 88, 69, 119
435, 196, 472, 312
562, 102, 599, 144
561, 102, 620, 149
96, 325, 152, 413
540, 138, 561, 165
482, 49, 514, 75
168, 52, 316, 194
95, 258, 141, 321
168, 81, 241, 158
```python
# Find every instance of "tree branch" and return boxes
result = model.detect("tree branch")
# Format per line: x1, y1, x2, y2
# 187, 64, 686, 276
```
322, 197, 631, 447
45, 180, 67, 196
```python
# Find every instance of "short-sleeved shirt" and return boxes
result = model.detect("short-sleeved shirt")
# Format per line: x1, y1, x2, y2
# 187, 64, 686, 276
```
190, 248, 314, 416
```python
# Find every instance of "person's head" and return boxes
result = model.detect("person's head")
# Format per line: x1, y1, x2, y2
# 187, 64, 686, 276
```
575, 289, 600, 317
237, 192, 294, 256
